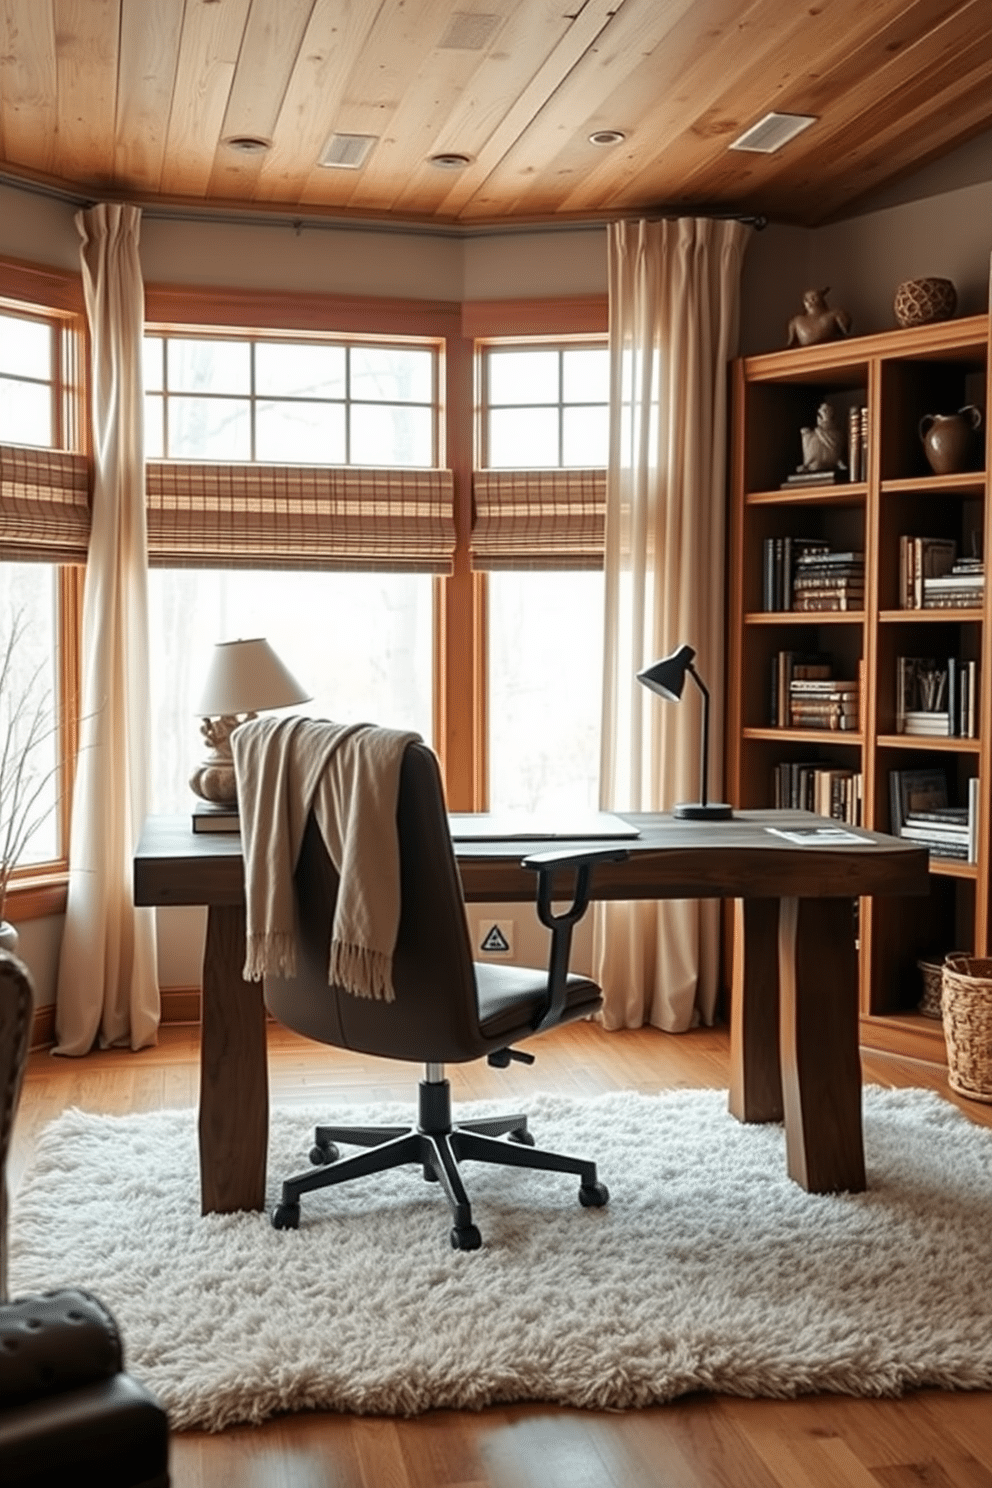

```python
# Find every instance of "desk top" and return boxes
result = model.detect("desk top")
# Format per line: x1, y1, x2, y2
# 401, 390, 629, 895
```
134, 809, 929, 909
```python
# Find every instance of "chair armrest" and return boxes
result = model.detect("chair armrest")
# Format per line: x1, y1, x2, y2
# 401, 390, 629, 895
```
520, 845, 631, 874
520, 847, 629, 1033
0, 1290, 123, 1408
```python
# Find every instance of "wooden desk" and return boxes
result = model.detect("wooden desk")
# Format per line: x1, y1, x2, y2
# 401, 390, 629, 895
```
134, 811, 929, 1214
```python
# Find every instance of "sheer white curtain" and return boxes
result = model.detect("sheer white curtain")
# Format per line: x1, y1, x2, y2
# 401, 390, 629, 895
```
55, 204, 159, 1054
594, 217, 751, 1032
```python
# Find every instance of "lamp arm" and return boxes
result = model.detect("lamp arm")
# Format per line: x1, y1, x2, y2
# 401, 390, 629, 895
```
686, 663, 710, 808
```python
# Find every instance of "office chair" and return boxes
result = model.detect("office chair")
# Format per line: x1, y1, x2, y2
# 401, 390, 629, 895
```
265, 741, 626, 1250
0, 950, 170, 1488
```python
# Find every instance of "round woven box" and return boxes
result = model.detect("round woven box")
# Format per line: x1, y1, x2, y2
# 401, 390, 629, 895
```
893, 276, 957, 328
941, 955, 992, 1102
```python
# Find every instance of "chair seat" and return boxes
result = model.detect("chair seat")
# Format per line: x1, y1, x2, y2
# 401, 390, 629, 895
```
475, 961, 601, 1041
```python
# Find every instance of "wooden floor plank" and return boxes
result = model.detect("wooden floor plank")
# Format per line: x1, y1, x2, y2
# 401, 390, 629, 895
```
10, 1018, 992, 1488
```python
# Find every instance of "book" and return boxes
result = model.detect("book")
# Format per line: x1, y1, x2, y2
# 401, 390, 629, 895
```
192, 803, 241, 834
899, 536, 956, 608
902, 711, 950, 735
889, 767, 948, 836
771, 650, 831, 726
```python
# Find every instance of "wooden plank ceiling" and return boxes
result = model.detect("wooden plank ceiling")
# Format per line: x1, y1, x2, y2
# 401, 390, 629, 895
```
0, 0, 990, 230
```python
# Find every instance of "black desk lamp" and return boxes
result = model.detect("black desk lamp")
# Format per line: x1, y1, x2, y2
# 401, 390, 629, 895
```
637, 643, 732, 821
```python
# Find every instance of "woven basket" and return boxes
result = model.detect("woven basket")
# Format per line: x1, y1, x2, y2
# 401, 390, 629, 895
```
917, 958, 946, 1018
941, 956, 992, 1102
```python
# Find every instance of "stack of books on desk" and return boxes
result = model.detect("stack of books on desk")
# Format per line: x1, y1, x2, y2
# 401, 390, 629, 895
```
192, 802, 240, 834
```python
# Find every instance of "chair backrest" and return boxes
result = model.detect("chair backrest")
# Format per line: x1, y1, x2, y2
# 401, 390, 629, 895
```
264, 741, 489, 1064
0, 951, 33, 1301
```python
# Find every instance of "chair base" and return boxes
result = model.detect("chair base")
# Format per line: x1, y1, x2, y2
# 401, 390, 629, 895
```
271, 1075, 608, 1249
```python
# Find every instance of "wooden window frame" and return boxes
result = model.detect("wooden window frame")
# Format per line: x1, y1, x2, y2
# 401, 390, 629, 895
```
5, 270, 608, 924
1, 257, 87, 922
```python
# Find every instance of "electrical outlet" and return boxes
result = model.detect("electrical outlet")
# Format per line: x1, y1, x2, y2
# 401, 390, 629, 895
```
476, 919, 515, 959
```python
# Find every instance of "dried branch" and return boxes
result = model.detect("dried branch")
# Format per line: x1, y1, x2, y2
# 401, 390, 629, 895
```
0, 609, 60, 926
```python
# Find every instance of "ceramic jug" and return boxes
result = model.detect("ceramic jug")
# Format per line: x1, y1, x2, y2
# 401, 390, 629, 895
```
919, 404, 983, 475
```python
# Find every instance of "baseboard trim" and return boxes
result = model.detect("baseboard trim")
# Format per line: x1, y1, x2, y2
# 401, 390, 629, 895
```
160, 985, 202, 1026
30, 986, 204, 1050
30, 1003, 56, 1051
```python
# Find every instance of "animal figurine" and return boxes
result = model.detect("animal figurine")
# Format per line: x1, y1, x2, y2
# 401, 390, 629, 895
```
787, 288, 852, 348
798, 402, 845, 472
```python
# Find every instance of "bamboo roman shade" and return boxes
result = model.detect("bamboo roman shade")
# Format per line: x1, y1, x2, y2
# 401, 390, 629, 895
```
470, 468, 605, 570
145, 461, 457, 573
0, 443, 90, 562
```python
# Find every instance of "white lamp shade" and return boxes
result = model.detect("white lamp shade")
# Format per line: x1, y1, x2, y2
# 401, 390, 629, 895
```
196, 638, 311, 716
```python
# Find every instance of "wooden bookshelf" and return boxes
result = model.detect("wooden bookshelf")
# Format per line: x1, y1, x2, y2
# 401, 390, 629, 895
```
727, 314, 991, 1062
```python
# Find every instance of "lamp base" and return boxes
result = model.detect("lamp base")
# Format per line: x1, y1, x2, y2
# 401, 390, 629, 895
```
672, 801, 733, 821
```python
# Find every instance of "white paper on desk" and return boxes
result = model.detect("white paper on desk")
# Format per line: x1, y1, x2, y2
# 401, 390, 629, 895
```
765, 826, 872, 845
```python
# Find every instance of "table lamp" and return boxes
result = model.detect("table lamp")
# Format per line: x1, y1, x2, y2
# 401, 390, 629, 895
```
189, 638, 311, 807
637, 643, 732, 821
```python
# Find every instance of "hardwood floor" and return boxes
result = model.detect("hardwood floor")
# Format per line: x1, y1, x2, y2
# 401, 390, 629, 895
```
11, 1018, 992, 1488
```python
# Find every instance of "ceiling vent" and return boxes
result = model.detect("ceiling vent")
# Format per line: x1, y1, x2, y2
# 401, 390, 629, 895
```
728, 112, 817, 154
318, 133, 379, 170
438, 12, 500, 49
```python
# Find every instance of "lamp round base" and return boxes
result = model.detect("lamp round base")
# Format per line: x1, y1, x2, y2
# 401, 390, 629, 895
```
672, 802, 733, 821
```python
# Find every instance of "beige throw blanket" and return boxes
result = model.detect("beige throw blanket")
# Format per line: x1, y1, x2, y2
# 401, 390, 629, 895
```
232, 716, 421, 1001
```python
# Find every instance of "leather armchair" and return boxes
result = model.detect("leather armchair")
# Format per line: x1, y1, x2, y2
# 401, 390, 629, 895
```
0, 949, 170, 1488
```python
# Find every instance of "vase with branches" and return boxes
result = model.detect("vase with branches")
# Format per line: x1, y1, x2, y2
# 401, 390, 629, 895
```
0, 609, 57, 945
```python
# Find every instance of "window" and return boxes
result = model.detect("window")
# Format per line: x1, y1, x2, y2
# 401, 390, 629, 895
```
147, 569, 433, 815
0, 300, 82, 881
480, 341, 609, 814
0, 310, 54, 447
484, 343, 608, 468
1, 563, 60, 868
144, 334, 437, 467
142, 328, 444, 814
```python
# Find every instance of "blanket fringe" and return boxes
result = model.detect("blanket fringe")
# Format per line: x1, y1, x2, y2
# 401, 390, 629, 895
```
329, 939, 395, 1002
243, 932, 297, 983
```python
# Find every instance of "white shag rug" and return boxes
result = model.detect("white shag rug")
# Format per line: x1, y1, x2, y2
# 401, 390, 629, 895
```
10, 1086, 992, 1431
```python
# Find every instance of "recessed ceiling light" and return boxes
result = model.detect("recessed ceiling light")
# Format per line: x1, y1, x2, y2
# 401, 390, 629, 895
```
729, 112, 817, 154
589, 130, 626, 147
318, 133, 379, 170
223, 136, 271, 154
429, 153, 472, 170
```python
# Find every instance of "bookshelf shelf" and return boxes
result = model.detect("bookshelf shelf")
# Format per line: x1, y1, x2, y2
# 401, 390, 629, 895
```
746, 484, 867, 507
728, 313, 991, 1063
929, 858, 980, 881
880, 608, 984, 623
743, 727, 864, 745
745, 611, 865, 626
877, 734, 981, 753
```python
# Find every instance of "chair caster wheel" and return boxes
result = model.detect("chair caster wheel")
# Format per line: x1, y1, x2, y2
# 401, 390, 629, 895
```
509, 1127, 535, 1145
309, 1141, 339, 1165
579, 1182, 609, 1208
450, 1224, 482, 1251
271, 1202, 301, 1230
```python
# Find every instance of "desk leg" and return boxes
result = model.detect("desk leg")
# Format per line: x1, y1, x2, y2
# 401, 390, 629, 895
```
728, 898, 784, 1123
199, 904, 269, 1214
778, 896, 865, 1195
